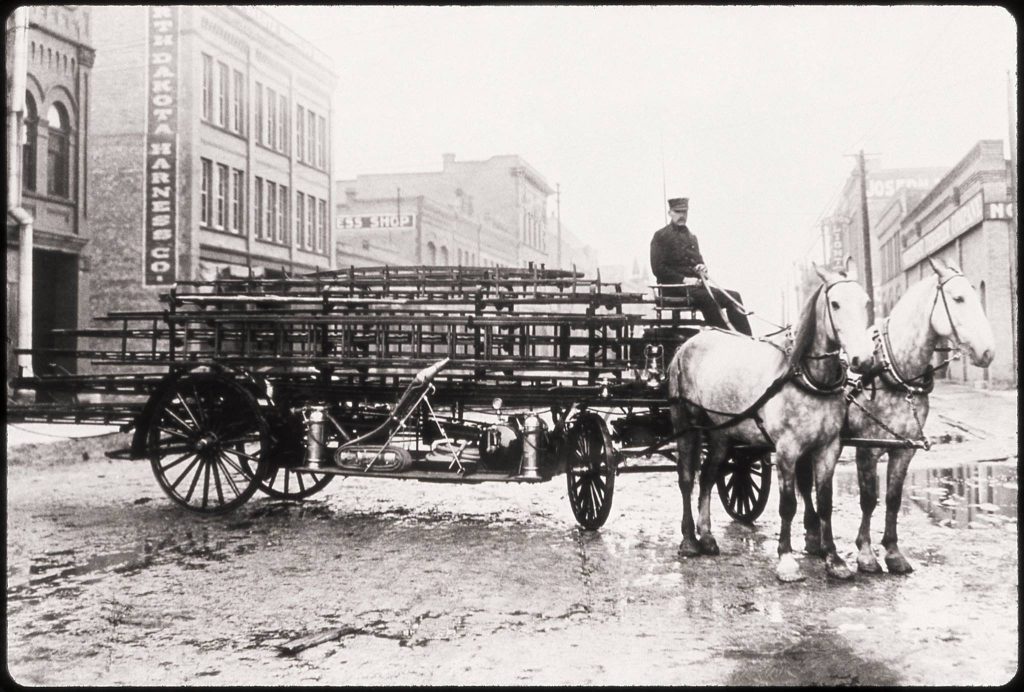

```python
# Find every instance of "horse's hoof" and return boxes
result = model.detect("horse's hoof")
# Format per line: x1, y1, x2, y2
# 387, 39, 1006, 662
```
885, 553, 915, 574
679, 538, 701, 557
825, 555, 855, 581
776, 554, 805, 583
698, 535, 720, 556
857, 553, 883, 575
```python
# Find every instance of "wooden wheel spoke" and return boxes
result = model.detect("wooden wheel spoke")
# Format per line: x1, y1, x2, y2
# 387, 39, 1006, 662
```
169, 454, 202, 491
222, 447, 260, 463
162, 406, 196, 436
210, 457, 226, 505
217, 451, 249, 478
200, 458, 213, 508
159, 451, 197, 473
215, 454, 244, 497
181, 456, 205, 503
174, 392, 201, 430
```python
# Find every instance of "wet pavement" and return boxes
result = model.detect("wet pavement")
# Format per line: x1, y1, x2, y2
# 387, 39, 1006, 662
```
4, 382, 1018, 685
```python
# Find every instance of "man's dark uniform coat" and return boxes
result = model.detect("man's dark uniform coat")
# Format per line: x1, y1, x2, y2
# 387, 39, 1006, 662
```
649, 222, 752, 335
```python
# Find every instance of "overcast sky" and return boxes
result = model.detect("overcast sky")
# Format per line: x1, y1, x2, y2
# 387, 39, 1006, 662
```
265, 5, 1016, 325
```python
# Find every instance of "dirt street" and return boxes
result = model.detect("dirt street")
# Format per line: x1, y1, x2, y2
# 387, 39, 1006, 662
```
4, 383, 1018, 685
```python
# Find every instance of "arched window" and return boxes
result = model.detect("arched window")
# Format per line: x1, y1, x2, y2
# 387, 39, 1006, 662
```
46, 103, 71, 197
23, 93, 38, 192
439, 246, 449, 266
426, 242, 436, 265
978, 281, 987, 313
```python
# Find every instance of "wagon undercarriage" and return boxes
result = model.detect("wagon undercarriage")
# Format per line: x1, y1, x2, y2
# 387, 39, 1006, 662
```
8, 265, 909, 527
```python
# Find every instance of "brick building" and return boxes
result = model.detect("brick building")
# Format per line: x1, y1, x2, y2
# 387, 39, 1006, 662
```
335, 153, 555, 270
898, 140, 1016, 387
5, 5, 95, 378
823, 163, 947, 313
86, 5, 336, 324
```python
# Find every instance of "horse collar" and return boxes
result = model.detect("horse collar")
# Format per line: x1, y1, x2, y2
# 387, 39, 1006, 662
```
875, 317, 935, 396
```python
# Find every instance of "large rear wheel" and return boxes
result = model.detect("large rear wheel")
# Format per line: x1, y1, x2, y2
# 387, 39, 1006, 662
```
147, 374, 269, 514
565, 413, 616, 530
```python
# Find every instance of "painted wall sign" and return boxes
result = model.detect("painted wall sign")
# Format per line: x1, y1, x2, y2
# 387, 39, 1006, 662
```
902, 191, 984, 268
337, 213, 417, 230
865, 174, 942, 199
823, 215, 849, 269
143, 6, 179, 286
985, 201, 1014, 220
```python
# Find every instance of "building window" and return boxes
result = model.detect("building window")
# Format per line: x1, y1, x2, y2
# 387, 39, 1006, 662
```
296, 105, 305, 163
255, 82, 263, 144
278, 94, 288, 154
200, 158, 212, 226
46, 103, 72, 197
304, 196, 314, 251
215, 164, 228, 229
231, 168, 244, 234
426, 242, 436, 265
266, 180, 277, 241
231, 69, 244, 134
201, 53, 212, 121
266, 87, 276, 150
307, 110, 316, 165
254, 176, 264, 238
23, 92, 37, 193
277, 185, 288, 244
317, 115, 326, 168
216, 61, 229, 127
295, 192, 305, 248
317, 198, 327, 253
440, 246, 449, 266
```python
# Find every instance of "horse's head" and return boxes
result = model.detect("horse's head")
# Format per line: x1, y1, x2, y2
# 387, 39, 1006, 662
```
812, 259, 874, 374
927, 257, 995, 367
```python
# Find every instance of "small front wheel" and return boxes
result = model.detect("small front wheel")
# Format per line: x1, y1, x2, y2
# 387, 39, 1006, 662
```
565, 413, 616, 530
256, 467, 334, 500
716, 450, 772, 523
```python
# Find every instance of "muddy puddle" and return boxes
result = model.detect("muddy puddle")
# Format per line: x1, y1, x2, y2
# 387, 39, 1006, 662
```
833, 459, 1017, 530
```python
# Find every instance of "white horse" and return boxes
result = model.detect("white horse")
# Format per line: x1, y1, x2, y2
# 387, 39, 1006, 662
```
839, 257, 995, 574
668, 261, 875, 582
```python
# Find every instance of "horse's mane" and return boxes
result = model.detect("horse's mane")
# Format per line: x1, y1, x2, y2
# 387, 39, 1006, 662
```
788, 283, 823, 369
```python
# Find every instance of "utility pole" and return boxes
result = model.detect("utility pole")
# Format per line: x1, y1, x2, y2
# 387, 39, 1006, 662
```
556, 183, 562, 269
847, 149, 876, 321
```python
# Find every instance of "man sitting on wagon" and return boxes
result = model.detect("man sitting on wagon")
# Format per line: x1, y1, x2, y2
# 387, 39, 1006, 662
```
649, 197, 752, 335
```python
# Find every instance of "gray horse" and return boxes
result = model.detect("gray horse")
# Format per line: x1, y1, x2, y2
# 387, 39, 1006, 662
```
836, 257, 995, 574
668, 262, 875, 582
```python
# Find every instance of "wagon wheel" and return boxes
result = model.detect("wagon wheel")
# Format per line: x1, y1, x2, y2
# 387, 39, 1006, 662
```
716, 449, 773, 523
147, 374, 269, 514
565, 413, 616, 530
255, 466, 334, 500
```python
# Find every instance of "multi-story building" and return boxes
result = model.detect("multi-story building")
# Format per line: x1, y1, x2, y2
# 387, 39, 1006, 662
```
334, 153, 555, 270
870, 186, 927, 317
86, 5, 336, 325
5, 5, 95, 378
824, 162, 947, 308
898, 140, 1016, 387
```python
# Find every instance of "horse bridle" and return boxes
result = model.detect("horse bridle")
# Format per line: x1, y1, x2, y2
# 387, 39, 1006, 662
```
795, 279, 856, 393
875, 270, 967, 395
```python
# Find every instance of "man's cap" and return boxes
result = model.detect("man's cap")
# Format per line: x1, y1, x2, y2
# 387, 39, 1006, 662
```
667, 197, 689, 211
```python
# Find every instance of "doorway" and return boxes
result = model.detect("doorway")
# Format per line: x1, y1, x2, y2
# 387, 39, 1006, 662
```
32, 249, 78, 381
